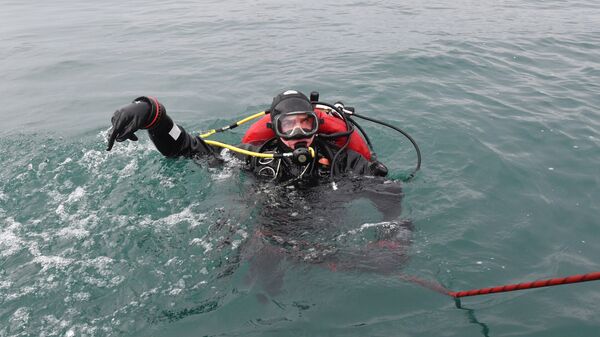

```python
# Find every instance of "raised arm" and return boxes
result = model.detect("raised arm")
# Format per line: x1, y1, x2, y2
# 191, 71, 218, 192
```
106, 96, 214, 158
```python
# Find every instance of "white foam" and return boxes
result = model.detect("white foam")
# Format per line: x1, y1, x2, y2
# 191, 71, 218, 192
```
210, 148, 243, 181
236, 228, 248, 239
158, 205, 206, 229
15, 171, 28, 180
82, 276, 107, 288
38, 161, 48, 172
27, 241, 41, 257
59, 157, 73, 166
110, 275, 124, 286
55, 204, 67, 218
190, 238, 213, 253
47, 189, 63, 201
139, 287, 159, 300
169, 288, 182, 296
9, 307, 30, 330
66, 186, 86, 204
164, 257, 180, 266
79, 149, 106, 173
56, 226, 90, 240
192, 280, 208, 289
231, 239, 242, 249
167, 278, 186, 296
33, 255, 75, 271
40, 315, 72, 337
117, 159, 138, 181
71, 324, 98, 337
0, 217, 25, 257
5, 285, 36, 301
159, 176, 175, 188
78, 213, 99, 227
82, 256, 114, 276
347, 221, 392, 235
336, 221, 408, 240
70, 292, 91, 302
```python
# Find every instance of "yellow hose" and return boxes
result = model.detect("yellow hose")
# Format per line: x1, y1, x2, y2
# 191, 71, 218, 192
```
199, 129, 217, 138
236, 111, 266, 126
200, 111, 266, 139
203, 140, 275, 158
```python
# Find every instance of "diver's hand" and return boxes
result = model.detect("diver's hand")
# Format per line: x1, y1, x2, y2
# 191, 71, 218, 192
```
106, 101, 151, 151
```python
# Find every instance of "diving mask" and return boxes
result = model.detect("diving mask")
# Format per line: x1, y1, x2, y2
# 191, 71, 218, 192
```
272, 111, 319, 140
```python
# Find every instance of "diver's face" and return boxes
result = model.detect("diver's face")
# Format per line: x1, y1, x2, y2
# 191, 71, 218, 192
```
277, 113, 316, 149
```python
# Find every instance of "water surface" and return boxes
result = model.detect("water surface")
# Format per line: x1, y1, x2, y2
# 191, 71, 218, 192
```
1, 0, 600, 336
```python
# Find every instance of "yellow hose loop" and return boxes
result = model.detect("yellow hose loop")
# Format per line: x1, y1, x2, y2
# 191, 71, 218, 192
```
203, 140, 275, 159
236, 111, 266, 126
199, 129, 217, 138
308, 147, 315, 158
200, 111, 266, 139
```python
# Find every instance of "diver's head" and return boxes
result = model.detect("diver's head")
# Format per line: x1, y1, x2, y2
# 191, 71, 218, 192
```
269, 90, 318, 150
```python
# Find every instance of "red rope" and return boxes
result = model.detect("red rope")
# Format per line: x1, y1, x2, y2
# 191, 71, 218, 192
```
449, 271, 600, 298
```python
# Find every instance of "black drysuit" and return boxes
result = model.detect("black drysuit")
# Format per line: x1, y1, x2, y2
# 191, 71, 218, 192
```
137, 98, 411, 278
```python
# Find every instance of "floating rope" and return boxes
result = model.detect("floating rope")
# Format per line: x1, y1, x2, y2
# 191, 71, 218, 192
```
449, 271, 600, 298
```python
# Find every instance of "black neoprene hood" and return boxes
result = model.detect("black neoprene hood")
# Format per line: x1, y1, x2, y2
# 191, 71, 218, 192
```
269, 90, 313, 117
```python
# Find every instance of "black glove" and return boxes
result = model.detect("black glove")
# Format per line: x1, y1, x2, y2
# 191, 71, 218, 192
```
106, 101, 152, 151
369, 160, 388, 177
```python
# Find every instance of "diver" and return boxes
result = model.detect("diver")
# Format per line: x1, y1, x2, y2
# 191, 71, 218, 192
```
106, 89, 416, 276
106, 90, 390, 183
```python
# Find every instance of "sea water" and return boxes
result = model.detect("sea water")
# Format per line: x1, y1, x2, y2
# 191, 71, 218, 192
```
1, 0, 600, 336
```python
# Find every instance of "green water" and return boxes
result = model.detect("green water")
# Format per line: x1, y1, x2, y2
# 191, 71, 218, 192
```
2, 1, 600, 336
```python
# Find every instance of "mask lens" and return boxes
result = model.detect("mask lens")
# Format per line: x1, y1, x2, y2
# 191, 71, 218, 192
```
276, 111, 318, 138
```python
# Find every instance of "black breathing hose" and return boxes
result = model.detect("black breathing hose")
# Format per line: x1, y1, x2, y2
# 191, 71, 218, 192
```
347, 116, 375, 153
312, 100, 421, 180
351, 112, 421, 180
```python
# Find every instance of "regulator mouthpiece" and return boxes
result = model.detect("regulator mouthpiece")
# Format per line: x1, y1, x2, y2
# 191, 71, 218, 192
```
291, 143, 314, 165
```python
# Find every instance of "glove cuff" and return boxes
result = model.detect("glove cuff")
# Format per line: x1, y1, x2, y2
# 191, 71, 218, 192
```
133, 96, 165, 129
